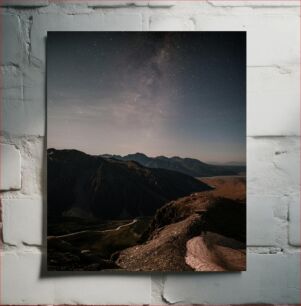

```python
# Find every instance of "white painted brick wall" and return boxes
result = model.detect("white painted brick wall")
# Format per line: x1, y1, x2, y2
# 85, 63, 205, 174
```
248, 66, 300, 136
289, 193, 300, 246
149, 15, 195, 30
247, 195, 280, 246
207, 0, 300, 7
2, 13, 24, 65
0, 0, 49, 6
2, 251, 151, 305
0, 144, 21, 191
0, 0, 300, 304
2, 198, 43, 246
162, 253, 300, 304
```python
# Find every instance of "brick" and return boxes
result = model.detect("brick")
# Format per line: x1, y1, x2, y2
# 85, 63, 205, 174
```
248, 66, 300, 136
2, 251, 151, 304
2, 198, 43, 246
247, 137, 299, 197
163, 253, 299, 304
87, 1, 148, 7
103, 13, 142, 30
2, 252, 54, 304
0, 143, 21, 191
31, 13, 142, 65
151, 275, 164, 303
148, 1, 175, 7
2, 13, 24, 65
0, 0, 49, 6
194, 12, 299, 67
1, 66, 23, 135
149, 15, 194, 31
19, 137, 44, 196
86, 0, 173, 7
1, 39, 44, 137
87, 1, 138, 7
1, 65, 22, 101
288, 193, 300, 246
22, 66, 45, 136
2, 65, 45, 136
207, 0, 300, 7
35, 3, 93, 15
247, 195, 278, 246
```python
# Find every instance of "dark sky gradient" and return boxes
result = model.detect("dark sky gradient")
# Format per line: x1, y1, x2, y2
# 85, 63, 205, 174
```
47, 32, 246, 164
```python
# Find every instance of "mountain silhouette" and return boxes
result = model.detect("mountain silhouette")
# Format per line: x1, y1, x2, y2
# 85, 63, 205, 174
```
47, 149, 212, 219
101, 153, 245, 177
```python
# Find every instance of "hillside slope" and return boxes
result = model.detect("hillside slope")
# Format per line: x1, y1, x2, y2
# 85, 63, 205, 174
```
116, 192, 246, 272
47, 149, 212, 219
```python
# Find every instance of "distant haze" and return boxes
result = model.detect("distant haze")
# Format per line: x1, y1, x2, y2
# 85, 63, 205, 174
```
47, 32, 246, 165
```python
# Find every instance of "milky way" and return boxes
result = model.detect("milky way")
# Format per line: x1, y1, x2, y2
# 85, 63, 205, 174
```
47, 32, 246, 164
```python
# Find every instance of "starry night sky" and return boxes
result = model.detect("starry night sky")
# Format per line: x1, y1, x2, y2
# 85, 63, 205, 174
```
47, 32, 246, 164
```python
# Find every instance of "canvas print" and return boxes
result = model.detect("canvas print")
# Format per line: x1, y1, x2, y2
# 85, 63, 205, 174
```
47, 32, 246, 272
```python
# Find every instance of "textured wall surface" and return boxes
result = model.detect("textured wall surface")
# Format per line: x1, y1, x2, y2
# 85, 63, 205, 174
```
0, 0, 300, 304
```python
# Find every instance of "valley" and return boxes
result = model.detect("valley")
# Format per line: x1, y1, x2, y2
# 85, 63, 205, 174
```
47, 149, 246, 272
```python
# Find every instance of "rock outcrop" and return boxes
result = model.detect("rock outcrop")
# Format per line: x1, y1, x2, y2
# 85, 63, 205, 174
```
116, 192, 246, 272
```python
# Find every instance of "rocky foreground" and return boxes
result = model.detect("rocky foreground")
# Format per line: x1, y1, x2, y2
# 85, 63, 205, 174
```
48, 173, 246, 272
115, 190, 246, 272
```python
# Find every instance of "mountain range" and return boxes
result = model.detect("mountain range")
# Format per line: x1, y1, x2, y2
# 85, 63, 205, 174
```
47, 149, 212, 219
101, 153, 246, 177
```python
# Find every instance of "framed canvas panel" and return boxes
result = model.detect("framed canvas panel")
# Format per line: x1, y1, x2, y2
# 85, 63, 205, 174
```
47, 32, 246, 272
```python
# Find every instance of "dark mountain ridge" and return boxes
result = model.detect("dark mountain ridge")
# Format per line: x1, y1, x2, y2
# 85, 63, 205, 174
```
47, 148, 212, 219
101, 152, 245, 177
